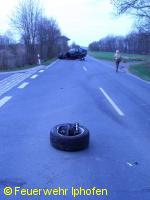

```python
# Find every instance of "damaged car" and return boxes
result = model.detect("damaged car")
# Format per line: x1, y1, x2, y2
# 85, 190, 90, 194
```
58, 47, 87, 60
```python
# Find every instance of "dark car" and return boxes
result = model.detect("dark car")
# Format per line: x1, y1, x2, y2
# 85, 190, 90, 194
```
58, 47, 87, 60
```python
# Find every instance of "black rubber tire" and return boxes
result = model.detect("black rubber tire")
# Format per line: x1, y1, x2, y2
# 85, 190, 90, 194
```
50, 124, 89, 151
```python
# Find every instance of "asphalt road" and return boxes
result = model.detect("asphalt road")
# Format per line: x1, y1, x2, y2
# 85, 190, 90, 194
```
0, 56, 150, 200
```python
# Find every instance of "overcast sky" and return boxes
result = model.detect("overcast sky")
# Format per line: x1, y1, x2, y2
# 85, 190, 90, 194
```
0, 0, 135, 46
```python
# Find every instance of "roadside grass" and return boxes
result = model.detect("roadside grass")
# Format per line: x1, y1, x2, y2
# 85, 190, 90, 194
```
0, 63, 37, 72
89, 51, 114, 61
0, 58, 56, 72
42, 58, 56, 66
89, 51, 149, 62
129, 62, 150, 81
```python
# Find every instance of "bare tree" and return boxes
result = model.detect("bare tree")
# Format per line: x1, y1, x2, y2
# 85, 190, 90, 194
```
37, 17, 68, 60
0, 35, 10, 50
89, 42, 100, 51
111, 0, 150, 30
111, 0, 150, 17
11, 0, 43, 64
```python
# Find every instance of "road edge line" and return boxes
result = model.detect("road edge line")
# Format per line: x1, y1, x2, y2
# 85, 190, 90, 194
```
0, 96, 12, 108
46, 59, 58, 69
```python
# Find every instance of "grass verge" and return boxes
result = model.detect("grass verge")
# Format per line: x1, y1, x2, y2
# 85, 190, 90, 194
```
129, 62, 150, 82
0, 58, 56, 72
89, 51, 114, 61
89, 51, 149, 62
42, 58, 56, 66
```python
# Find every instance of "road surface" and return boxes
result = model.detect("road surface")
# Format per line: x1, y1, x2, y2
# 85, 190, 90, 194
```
0, 56, 150, 200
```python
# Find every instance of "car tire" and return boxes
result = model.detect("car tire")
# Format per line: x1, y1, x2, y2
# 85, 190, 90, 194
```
50, 123, 89, 151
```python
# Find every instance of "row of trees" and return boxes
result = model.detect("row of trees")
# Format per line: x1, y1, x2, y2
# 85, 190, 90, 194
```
0, 0, 69, 70
89, 0, 150, 54
89, 31, 150, 54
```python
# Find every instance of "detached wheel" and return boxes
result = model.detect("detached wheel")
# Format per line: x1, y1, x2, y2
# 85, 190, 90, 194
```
50, 123, 89, 151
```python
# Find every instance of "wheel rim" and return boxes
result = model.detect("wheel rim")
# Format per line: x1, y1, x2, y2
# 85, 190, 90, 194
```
57, 124, 84, 136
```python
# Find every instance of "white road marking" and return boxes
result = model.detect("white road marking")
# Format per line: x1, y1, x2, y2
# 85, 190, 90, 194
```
31, 74, 38, 79
127, 72, 150, 85
0, 71, 36, 97
0, 96, 12, 108
39, 70, 44, 73
83, 66, 87, 71
18, 82, 29, 89
126, 162, 133, 167
0, 60, 57, 97
99, 88, 125, 116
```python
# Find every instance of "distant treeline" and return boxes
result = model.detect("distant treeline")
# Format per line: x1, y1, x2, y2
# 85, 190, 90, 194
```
89, 31, 150, 54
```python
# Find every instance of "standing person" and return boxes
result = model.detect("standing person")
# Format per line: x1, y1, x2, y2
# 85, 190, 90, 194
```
114, 50, 122, 72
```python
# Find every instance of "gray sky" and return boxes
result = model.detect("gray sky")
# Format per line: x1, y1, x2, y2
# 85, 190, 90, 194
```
0, 0, 134, 46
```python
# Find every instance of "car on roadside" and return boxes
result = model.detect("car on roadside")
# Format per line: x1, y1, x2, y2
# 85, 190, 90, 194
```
58, 47, 87, 60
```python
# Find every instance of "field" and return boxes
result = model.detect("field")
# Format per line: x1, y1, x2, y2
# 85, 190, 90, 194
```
89, 51, 149, 62
129, 63, 150, 81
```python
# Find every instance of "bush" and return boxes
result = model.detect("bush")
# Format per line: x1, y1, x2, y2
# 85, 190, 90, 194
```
15, 45, 27, 67
0, 44, 28, 70
0, 50, 16, 70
